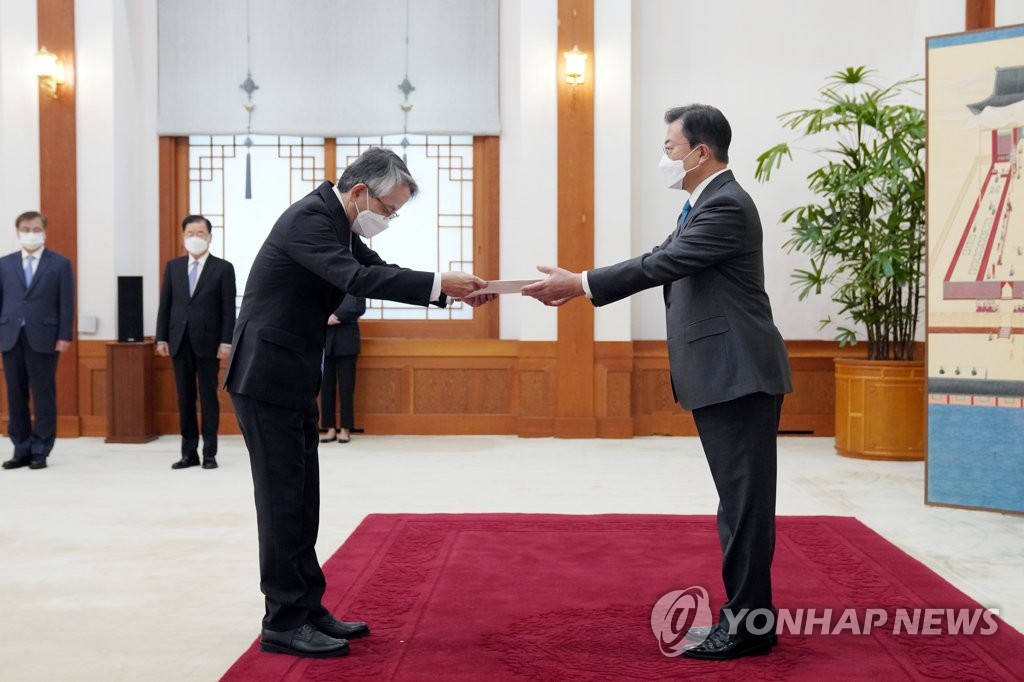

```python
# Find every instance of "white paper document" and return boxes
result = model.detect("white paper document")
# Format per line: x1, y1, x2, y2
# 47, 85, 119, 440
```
465, 279, 542, 296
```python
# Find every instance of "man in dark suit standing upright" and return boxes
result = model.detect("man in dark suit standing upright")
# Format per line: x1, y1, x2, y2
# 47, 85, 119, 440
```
226, 148, 494, 659
524, 105, 792, 660
0, 211, 74, 470
156, 214, 236, 470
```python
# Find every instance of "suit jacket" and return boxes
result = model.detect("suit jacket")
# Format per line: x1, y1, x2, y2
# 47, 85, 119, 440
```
588, 170, 792, 410
325, 295, 365, 357
0, 248, 74, 354
225, 181, 441, 409
155, 254, 236, 358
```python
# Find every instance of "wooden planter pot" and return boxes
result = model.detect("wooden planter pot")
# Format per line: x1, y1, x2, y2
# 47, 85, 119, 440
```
833, 358, 925, 460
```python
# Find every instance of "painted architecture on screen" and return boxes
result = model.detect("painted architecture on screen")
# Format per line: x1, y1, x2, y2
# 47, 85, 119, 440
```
926, 24, 1024, 513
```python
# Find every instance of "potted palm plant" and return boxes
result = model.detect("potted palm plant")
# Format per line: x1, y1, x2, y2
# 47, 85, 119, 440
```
755, 66, 926, 460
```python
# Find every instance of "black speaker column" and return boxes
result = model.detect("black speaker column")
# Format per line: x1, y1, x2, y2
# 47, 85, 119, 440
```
117, 276, 144, 342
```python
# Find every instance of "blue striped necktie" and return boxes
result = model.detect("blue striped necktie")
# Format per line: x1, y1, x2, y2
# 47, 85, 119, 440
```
24, 255, 34, 287
677, 200, 692, 229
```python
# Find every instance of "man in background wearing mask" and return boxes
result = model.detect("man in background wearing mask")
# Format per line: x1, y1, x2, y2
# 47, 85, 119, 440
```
225, 147, 494, 659
156, 214, 236, 470
0, 211, 74, 470
523, 105, 792, 660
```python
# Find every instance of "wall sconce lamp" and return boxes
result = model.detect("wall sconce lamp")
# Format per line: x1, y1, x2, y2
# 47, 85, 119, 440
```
564, 45, 587, 85
33, 47, 64, 98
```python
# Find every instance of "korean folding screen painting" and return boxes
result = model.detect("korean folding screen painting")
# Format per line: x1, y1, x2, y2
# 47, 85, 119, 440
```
926, 24, 1024, 513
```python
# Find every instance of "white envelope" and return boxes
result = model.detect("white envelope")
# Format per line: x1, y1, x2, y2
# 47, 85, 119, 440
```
465, 279, 542, 296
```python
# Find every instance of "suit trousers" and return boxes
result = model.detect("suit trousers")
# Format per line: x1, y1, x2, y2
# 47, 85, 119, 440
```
319, 354, 357, 430
231, 392, 332, 631
171, 335, 221, 457
691, 391, 784, 630
2, 329, 59, 460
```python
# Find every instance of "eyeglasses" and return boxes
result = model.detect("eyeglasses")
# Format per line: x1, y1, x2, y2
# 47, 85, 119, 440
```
17, 227, 45, 234
662, 140, 698, 156
371, 194, 400, 222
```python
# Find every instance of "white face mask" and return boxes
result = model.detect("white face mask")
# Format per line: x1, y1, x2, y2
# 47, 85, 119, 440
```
184, 236, 210, 256
658, 147, 700, 190
350, 191, 391, 239
19, 231, 45, 250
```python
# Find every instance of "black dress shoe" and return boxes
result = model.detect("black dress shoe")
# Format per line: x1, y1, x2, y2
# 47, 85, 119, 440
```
260, 623, 349, 658
309, 612, 370, 639
682, 623, 776, 660
29, 458, 47, 469
202, 457, 218, 469
2, 457, 30, 469
171, 456, 200, 470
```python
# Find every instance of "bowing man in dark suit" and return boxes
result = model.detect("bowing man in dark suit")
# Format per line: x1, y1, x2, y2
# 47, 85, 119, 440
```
319, 294, 365, 444
156, 215, 236, 470
523, 105, 793, 661
0, 211, 74, 470
225, 148, 494, 658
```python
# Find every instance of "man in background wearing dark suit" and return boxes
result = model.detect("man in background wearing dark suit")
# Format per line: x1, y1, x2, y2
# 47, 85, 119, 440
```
226, 148, 494, 659
0, 211, 74, 470
523, 105, 792, 661
319, 294, 365, 444
156, 215, 236, 470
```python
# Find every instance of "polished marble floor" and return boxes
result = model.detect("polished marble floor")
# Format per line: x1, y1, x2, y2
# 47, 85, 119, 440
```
0, 435, 1021, 680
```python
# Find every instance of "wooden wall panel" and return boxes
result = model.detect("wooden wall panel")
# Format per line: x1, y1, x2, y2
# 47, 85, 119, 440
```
31, 338, 864, 440
412, 367, 512, 415
355, 368, 404, 414
77, 340, 106, 436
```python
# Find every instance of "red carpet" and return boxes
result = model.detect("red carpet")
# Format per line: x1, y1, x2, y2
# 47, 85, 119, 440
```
222, 515, 1024, 681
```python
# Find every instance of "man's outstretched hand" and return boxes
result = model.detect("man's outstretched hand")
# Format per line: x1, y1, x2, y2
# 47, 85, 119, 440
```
441, 271, 487, 299
460, 293, 497, 307
520, 265, 585, 306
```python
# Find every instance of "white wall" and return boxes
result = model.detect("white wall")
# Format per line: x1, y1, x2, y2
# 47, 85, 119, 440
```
624, 0, 964, 340
75, 0, 159, 340
593, 0, 633, 342
0, 0, 40, 250
498, 0, 558, 340
997, 1, 1024, 26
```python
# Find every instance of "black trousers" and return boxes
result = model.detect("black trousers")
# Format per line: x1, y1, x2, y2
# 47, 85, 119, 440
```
691, 391, 784, 630
171, 336, 221, 457
2, 329, 59, 461
231, 392, 332, 631
319, 354, 357, 430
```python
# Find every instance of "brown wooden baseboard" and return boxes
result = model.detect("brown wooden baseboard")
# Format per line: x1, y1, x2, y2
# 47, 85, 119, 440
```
0, 338, 862, 439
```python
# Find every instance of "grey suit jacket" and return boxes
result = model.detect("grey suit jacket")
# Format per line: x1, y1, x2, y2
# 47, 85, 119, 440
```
587, 170, 792, 410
